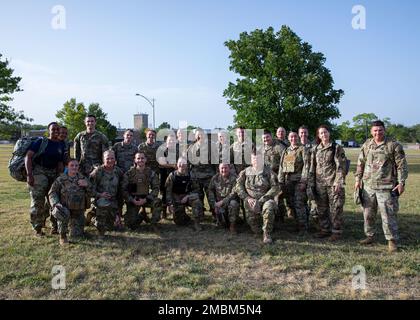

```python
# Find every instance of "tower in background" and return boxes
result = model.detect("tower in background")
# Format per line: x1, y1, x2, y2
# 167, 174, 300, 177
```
134, 113, 149, 131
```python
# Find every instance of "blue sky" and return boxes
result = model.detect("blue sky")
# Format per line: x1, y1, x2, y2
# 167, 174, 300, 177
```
1, 0, 419, 129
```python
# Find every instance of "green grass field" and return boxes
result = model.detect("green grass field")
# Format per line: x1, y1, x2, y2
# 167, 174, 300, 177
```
0, 144, 418, 299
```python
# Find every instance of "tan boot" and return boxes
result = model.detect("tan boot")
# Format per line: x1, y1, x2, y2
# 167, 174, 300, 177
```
359, 236, 375, 245
229, 222, 237, 234
59, 234, 69, 246
263, 231, 273, 244
388, 240, 398, 253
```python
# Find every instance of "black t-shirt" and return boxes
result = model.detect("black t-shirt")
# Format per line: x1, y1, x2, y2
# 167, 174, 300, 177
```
29, 138, 65, 169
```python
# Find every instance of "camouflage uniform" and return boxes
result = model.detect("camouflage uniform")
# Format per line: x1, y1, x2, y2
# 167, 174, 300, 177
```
112, 141, 138, 173
165, 170, 204, 225
355, 137, 408, 241
187, 140, 217, 208
138, 141, 161, 174
278, 145, 310, 229
49, 173, 93, 237
122, 166, 162, 229
230, 141, 254, 175
235, 166, 279, 235
309, 143, 347, 235
90, 165, 124, 233
74, 130, 109, 177
208, 172, 240, 226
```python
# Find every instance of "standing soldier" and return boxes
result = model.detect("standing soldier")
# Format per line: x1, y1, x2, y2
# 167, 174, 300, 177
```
25, 122, 65, 236
122, 152, 162, 232
176, 128, 189, 158
90, 150, 124, 236
208, 163, 240, 233
187, 128, 216, 215
74, 115, 109, 177
236, 153, 279, 244
49, 159, 94, 245
112, 129, 137, 226
59, 126, 70, 166
278, 132, 310, 233
355, 120, 408, 253
276, 127, 290, 148
230, 127, 254, 175
165, 157, 204, 231
309, 125, 347, 241
138, 129, 161, 175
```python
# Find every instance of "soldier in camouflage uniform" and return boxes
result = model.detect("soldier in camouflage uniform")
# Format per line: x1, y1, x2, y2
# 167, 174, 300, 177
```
138, 129, 161, 175
278, 132, 310, 232
59, 126, 70, 165
166, 157, 204, 231
49, 159, 94, 245
208, 163, 240, 233
236, 153, 279, 244
355, 120, 408, 253
309, 125, 347, 241
122, 152, 162, 231
260, 130, 287, 225
25, 122, 65, 236
112, 129, 138, 225
275, 127, 290, 148
230, 127, 254, 175
90, 150, 124, 236
74, 115, 109, 177
187, 129, 217, 214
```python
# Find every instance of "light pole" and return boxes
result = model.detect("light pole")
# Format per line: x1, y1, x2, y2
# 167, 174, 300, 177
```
135, 93, 155, 129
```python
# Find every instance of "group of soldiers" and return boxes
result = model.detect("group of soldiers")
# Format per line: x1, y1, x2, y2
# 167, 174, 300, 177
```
24, 116, 408, 253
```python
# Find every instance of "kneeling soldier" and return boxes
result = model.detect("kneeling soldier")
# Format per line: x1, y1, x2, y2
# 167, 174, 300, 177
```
236, 153, 279, 244
49, 159, 94, 245
122, 152, 162, 231
165, 157, 204, 231
208, 163, 240, 233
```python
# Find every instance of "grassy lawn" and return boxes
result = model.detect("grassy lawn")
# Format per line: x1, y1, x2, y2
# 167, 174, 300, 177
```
0, 144, 418, 299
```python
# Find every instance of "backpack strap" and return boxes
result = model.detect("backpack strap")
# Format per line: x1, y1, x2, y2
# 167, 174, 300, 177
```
33, 137, 49, 160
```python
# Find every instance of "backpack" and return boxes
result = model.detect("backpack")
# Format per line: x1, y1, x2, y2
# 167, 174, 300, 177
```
8, 136, 49, 182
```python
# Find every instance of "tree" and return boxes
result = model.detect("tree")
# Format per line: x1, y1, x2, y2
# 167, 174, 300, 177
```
157, 122, 171, 131
0, 54, 32, 138
352, 113, 378, 143
56, 98, 117, 141
224, 26, 344, 134
337, 121, 355, 142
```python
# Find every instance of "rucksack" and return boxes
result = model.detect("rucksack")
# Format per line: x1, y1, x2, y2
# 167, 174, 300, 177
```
8, 136, 49, 182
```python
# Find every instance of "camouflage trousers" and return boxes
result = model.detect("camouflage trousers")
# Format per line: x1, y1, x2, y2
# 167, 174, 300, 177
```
197, 177, 213, 211
362, 186, 399, 241
171, 194, 204, 226
244, 199, 276, 235
57, 209, 85, 238
315, 185, 345, 234
96, 204, 118, 232
125, 198, 162, 230
215, 199, 240, 226
284, 181, 308, 228
28, 165, 58, 230
274, 193, 287, 222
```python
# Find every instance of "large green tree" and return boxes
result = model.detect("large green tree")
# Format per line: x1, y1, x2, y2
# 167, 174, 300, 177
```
224, 26, 344, 134
56, 98, 117, 141
0, 54, 32, 138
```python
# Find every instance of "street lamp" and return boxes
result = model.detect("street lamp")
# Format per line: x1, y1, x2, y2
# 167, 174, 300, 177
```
135, 93, 155, 129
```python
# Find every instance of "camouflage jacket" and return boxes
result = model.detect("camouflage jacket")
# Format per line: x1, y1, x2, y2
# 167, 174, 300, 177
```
278, 145, 310, 185
74, 130, 109, 164
122, 166, 159, 203
309, 142, 347, 187
112, 141, 137, 173
187, 141, 216, 179
262, 141, 286, 174
208, 173, 239, 209
230, 141, 254, 174
138, 141, 161, 173
165, 170, 201, 205
213, 142, 231, 165
49, 172, 94, 210
90, 165, 124, 206
355, 137, 408, 190
236, 165, 279, 203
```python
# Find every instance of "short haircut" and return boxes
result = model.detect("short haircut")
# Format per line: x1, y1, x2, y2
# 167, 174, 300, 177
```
67, 158, 78, 164
145, 128, 156, 134
48, 122, 58, 129
263, 129, 272, 136
60, 126, 68, 130
86, 115, 96, 120
124, 129, 134, 134
298, 125, 308, 132
371, 120, 385, 128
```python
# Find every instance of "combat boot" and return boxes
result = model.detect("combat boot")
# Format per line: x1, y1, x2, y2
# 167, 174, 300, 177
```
229, 222, 237, 234
263, 231, 273, 245
51, 226, 59, 235
359, 236, 375, 245
314, 230, 331, 239
34, 226, 45, 237
388, 240, 398, 253
193, 221, 203, 232
59, 234, 69, 246
328, 233, 341, 242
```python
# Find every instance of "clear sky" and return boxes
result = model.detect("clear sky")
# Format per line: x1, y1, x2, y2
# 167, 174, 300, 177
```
1, 0, 419, 129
